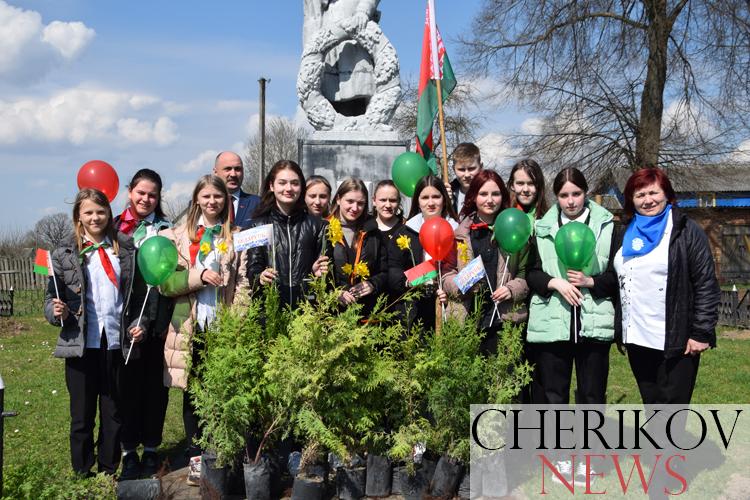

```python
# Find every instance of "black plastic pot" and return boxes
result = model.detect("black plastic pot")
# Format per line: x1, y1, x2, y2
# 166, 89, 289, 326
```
116, 478, 161, 500
429, 455, 464, 498
244, 459, 271, 500
200, 452, 228, 500
336, 466, 366, 500
457, 469, 470, 499
365, 454, 392, 497
398, 459, 436, 500
291, 474, 326, 500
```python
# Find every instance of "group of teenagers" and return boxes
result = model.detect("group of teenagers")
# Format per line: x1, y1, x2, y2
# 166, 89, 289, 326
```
43, 143, 720, 482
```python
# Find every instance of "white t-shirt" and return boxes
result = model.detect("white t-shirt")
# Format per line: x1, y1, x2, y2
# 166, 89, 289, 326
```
613, 212, 673, 350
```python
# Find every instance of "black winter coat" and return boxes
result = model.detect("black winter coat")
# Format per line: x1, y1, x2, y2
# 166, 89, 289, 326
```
325, 218, 388, 316
247, 206, 325, 306
386, 222, 438, 331
43, 233, 148, 359
614, 207, 720, 358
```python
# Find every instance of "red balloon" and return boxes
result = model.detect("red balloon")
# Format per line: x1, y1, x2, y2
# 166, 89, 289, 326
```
419, 217, 455, 262
77, 160, 119, 202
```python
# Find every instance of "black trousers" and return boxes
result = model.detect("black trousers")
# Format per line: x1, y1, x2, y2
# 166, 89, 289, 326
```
119, 336, 169, 450
65, 335, 123, 475
627, 343, 701, 404
530, 340, 611, 404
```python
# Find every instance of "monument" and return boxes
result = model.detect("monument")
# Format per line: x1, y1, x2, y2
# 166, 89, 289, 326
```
298, 0, 409, 195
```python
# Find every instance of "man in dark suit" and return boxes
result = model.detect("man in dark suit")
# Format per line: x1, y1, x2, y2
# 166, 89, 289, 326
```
213, 151, 261, 230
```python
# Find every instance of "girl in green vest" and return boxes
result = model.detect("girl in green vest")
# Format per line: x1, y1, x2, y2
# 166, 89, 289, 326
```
526, 167, 618, 405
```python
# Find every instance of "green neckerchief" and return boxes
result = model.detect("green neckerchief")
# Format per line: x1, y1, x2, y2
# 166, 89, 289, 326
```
198, 224, 222, 263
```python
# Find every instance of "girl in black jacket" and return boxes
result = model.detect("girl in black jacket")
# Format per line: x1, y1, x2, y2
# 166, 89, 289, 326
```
325, 177, 388, 316
247, 160, 328, 307
386, 175, 457, 332
44, 188, 145, 477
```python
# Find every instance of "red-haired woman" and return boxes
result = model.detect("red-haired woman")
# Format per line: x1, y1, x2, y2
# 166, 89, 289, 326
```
442, 170, 529, 354
614, 167, 719, 404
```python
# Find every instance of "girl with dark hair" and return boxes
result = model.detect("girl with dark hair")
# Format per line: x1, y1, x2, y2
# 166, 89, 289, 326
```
387, 175, 457, 332
442, 170, 530, 354
44, 188, 146, 477
115, 169, 174, 479
526, 167, 618, 406
247, 160, 328, 307
508, 158, 549, 223
158, 174, 249, 485
305, 174, 332, 218
325, 177, 388, 315
614, 168, 719, 404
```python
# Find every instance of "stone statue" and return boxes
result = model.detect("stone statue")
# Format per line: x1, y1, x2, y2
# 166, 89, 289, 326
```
298, 0, 400, 132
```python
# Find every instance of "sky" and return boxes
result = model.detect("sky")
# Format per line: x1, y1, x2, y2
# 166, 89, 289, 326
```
0, 0, 529, 231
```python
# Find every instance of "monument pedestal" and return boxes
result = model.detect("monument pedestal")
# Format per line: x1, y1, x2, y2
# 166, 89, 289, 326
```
298, 131, 410, 195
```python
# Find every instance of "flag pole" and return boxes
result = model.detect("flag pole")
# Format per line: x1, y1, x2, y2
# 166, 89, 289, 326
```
435, 80, 449, 182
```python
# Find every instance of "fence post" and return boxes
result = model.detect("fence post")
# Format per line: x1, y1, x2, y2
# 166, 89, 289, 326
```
0, 373, 18, 498
732, 284, 739, 326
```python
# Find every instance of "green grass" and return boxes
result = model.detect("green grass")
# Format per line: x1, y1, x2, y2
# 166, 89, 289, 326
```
0, 316, 184, 499
2, 316, 749, 497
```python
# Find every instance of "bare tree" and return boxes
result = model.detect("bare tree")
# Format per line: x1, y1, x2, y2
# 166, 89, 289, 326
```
243, 117, 311, 193
0, 227, 35, 257
392, 77, 484, 167
461, 0, 750, 173
34, 213, 73, 250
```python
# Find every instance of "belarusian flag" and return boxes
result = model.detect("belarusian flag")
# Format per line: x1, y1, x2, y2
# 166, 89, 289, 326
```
416, 0, 457, 174
404, 259, 439, 287
34, 249, 50, 275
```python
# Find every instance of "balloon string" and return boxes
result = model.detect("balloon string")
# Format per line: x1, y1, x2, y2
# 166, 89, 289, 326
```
125, 284, 151, 366
438, 260, 446, 322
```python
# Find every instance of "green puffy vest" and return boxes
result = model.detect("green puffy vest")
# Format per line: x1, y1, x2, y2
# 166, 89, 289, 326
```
526, 201, 615, 343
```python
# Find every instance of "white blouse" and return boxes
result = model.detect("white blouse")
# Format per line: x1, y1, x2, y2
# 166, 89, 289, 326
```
613, 212, 673, 350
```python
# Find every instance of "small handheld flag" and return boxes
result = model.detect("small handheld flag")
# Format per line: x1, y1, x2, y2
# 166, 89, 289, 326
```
36, 248, 62, 325
404, 259, 438, 287
453, 256, 486, 294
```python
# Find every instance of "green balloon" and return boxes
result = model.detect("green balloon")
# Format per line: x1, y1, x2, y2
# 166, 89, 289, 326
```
391, 152, 430, 197
554, 222, 596, 271
494, 208, 532, 254
137, 236, 179, 286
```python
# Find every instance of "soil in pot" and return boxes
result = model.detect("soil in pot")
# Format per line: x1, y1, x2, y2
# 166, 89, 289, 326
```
201, 452, 229, 500
244, 458, 271, 500
336, 466, 366, 500
365, 454, 392, 497
429, 455, 464, 498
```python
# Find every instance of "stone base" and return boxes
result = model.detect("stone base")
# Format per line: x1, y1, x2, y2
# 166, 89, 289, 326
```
298, 133, 410, 198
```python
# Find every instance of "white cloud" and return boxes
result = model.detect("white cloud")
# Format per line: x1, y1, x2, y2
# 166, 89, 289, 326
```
0, 86, 179, 146
179, 149, 219, 173
163, 180, 195, 208
730, 138, 750, 162
41, 20, 95, 59
0, 1, 95, 83
520, 117, 544, 135
476, 133, 517, 176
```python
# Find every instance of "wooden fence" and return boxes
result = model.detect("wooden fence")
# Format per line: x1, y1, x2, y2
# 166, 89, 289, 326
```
719, 288, 750, 328
0, 258, 46, 316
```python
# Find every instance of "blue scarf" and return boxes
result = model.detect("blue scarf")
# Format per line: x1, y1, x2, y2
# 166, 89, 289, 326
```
622, 204, 672, 257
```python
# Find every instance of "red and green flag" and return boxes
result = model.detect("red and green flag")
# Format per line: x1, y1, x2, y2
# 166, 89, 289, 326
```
404, 259, 439, 287
34, 249, 50, 275
416, 0, 457, 174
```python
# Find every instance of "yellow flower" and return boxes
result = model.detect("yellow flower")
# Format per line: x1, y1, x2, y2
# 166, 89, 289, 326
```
216, 240, 228, 255
200, 242, 211, 255
457, 241, 470, 265
327, 217, 344, 247
354, 262, 370, 280
396, 234, 411, 251
341, 263, 353, 275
